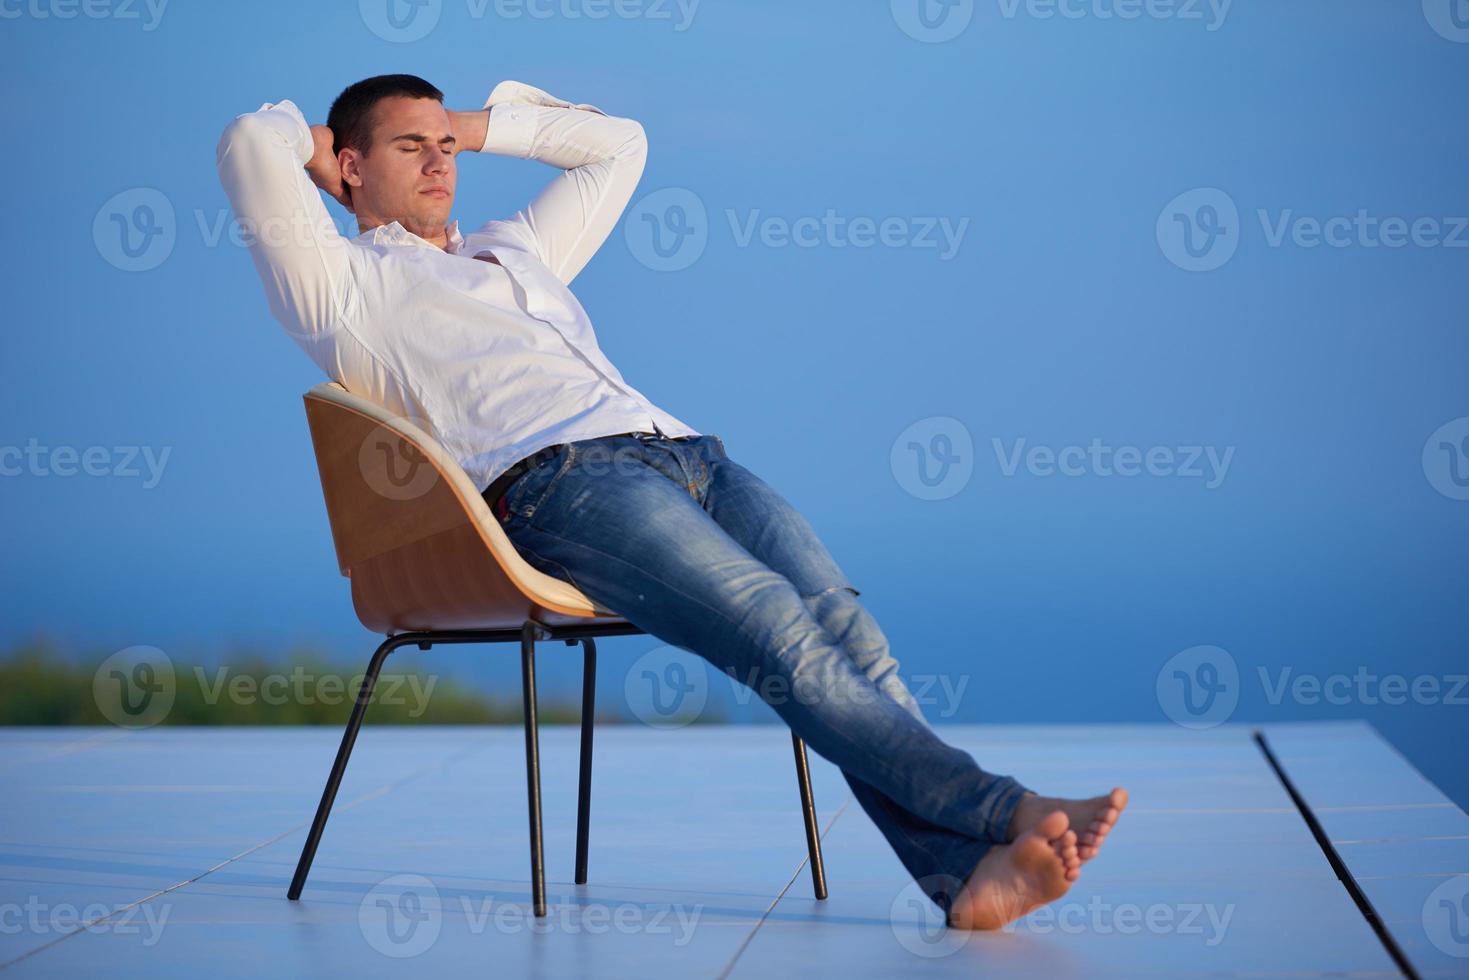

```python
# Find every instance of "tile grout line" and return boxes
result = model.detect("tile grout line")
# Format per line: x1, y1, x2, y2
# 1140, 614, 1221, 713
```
715, 795, 852, 980
0, 729, 132, 775
0, 735, 494, 973
1252, 730, 1422, 980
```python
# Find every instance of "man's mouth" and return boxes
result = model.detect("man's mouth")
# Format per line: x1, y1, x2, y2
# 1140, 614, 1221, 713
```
421, 187, 450, 199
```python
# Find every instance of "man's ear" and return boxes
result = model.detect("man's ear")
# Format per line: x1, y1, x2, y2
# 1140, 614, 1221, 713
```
340, 148, 365, 191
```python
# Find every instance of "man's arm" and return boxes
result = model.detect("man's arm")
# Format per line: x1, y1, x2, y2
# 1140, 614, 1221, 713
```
215, 100, 355, 341
453, 80, 648, 286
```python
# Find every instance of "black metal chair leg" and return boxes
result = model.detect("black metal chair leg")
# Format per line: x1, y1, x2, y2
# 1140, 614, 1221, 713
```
521, 621, 547, 917
575, 638, 597, 885
792, 733, 828, 900
288, 634, 402, 900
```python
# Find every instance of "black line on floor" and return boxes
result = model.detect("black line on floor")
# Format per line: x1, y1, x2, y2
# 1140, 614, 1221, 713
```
1252, 730, 1420, 980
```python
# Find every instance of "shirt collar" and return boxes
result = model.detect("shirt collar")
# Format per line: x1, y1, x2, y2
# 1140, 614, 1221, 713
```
356, 219, 464, 252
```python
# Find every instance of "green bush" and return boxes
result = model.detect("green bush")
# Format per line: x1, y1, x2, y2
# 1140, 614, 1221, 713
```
0, 638, 591, 726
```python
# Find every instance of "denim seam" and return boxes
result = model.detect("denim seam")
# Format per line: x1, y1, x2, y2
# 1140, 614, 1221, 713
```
522, 443, 579, 520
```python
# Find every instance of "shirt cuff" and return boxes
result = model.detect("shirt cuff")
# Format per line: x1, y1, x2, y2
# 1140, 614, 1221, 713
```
478, 101, 538, 159
478, 79, 607, 158
254, 98, 315, 165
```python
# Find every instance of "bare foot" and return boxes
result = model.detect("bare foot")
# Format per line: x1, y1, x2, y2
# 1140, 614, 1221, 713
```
1008, 787, 1128, 862
948, 810, 1079, 930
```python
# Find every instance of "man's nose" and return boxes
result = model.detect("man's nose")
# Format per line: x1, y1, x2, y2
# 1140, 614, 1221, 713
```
424, 148, 451, 175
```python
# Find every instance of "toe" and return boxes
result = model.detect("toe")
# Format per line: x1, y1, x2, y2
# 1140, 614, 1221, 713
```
1034, 809, 1070, 840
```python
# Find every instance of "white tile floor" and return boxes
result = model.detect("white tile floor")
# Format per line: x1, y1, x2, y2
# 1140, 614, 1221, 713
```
0, 723, 1459, 977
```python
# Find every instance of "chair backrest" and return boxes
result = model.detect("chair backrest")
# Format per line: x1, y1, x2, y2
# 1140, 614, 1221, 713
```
302, 382, 618, 632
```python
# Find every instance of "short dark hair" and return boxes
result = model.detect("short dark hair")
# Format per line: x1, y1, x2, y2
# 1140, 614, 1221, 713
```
326, 74, 445, 157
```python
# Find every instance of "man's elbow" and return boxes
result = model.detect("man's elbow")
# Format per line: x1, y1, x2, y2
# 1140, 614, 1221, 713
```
614, 117, 648, 162
215, 113, 272, 175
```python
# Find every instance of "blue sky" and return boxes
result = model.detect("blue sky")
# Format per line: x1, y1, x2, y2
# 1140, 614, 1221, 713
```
1, 1, 1466, 803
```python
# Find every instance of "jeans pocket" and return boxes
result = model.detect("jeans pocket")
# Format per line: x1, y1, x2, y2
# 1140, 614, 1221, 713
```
503, 444, 577, 521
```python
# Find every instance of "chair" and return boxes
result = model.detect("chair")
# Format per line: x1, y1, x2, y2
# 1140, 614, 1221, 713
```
286, 381, 828, 916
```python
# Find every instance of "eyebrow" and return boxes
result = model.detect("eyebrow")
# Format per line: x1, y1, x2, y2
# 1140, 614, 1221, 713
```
389, 132, 456, 144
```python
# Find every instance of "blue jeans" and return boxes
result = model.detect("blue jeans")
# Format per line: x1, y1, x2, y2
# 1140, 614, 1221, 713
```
487, 429, 1030, 916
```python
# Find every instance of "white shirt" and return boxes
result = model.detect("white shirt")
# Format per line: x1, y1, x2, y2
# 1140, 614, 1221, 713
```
214, 80, 699, 493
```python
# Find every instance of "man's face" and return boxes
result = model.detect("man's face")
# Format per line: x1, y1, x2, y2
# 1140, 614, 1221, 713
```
340, 95, 456, 241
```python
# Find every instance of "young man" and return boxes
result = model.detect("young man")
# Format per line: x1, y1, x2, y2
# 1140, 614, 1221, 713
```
215, 73, 1126, 929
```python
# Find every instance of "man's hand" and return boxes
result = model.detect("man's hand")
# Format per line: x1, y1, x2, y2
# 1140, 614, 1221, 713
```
306, 125, 353, 212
